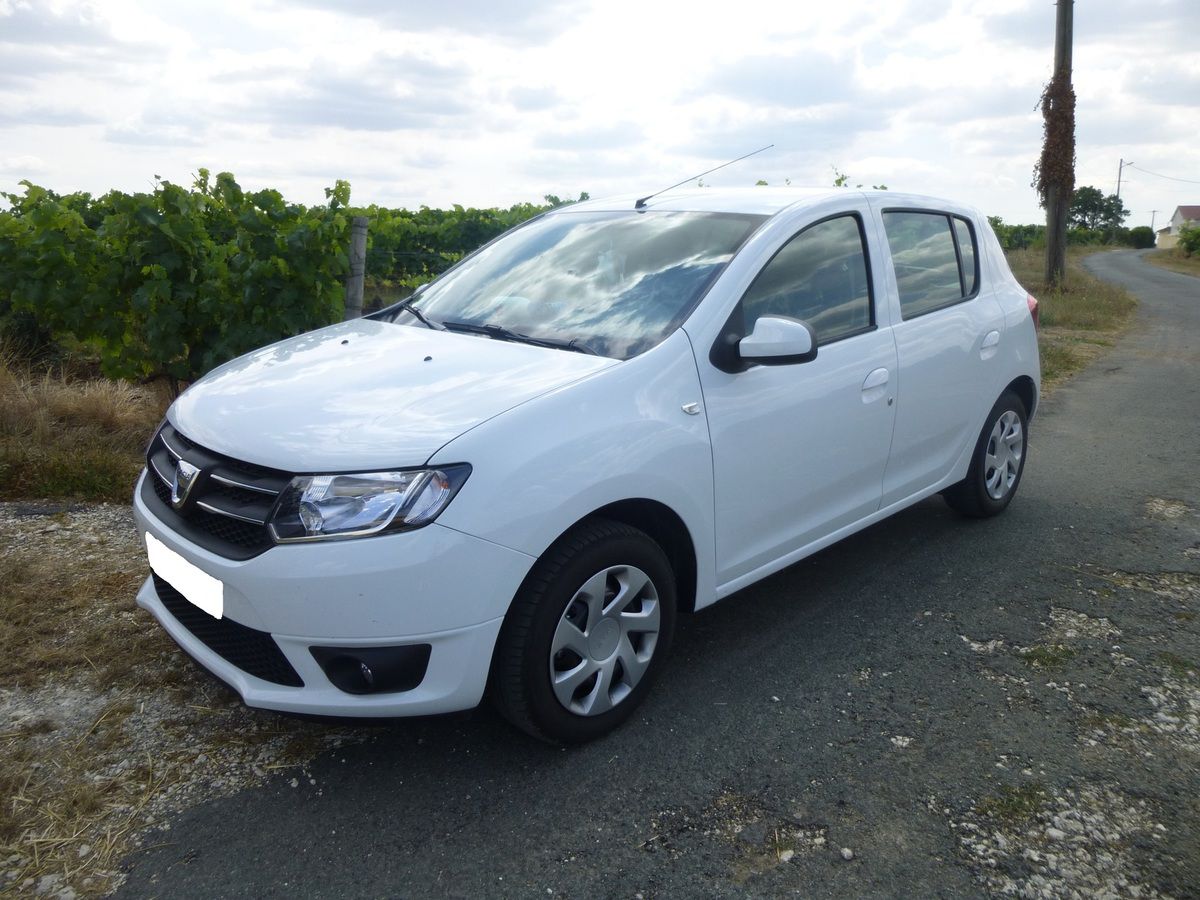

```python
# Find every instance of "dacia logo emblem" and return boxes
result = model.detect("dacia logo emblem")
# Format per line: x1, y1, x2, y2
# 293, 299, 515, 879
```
171, 460, 201, 509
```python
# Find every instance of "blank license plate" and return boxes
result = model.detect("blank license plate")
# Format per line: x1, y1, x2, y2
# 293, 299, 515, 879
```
145, 532, 224, 619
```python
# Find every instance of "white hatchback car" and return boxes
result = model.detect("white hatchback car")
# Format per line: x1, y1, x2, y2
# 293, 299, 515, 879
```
133, 188, 1039, 742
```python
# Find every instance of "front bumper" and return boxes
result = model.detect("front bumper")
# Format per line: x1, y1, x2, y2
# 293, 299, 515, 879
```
132, 471, 535, 717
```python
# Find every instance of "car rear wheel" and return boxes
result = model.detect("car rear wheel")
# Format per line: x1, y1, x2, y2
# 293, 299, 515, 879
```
943, 390, 1028, 518
490, 518, 676, 743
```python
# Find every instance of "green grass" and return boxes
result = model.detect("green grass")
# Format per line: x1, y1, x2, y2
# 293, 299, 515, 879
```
1157, 651, 1197, 678
975, 783, 1048, 826
1020, 643, 1078, 668
1080, 711, 1141, 732
1005, 248, 1138, 391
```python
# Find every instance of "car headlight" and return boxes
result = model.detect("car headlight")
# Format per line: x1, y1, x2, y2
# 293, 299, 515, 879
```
268, 465, 471, 543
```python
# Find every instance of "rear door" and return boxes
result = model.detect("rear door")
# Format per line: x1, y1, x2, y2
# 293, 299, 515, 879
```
872, 204, 1008, 505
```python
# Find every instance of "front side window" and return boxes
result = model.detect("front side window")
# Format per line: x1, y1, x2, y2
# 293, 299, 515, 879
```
380, 210, 765, 360
884, 211, 979, 319
740, 215, 873, 345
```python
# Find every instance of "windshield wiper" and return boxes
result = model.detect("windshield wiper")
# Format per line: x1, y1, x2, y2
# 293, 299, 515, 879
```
395, 297, 443, 330
440, 319, 599, 355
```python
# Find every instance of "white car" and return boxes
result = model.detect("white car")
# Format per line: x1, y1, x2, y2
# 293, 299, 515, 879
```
133, 188, 1040, 742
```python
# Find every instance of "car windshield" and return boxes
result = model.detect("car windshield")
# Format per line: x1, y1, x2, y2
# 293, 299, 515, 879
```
379, 210, 766, 359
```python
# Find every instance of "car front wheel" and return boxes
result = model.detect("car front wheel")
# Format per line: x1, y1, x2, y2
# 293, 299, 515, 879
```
943, 390, 1028, 518
490, 518, 676, 743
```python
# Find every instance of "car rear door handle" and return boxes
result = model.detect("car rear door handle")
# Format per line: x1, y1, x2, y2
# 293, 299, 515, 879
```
861, 367, 889, 403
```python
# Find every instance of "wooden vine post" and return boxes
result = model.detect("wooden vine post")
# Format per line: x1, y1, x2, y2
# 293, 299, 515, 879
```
343, 216, 369, 320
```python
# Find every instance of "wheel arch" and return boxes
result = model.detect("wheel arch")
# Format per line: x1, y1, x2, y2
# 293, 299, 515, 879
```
532, 499, 699, 615
1005, 374, 1038, 421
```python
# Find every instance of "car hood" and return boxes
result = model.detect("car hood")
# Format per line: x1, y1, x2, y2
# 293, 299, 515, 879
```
170, 319, 616, 471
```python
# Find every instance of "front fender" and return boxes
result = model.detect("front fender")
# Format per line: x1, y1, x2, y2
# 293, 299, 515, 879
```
429, 330, 718, 611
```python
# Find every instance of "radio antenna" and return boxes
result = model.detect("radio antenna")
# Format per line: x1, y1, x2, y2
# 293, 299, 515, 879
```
634, 144, 774, 209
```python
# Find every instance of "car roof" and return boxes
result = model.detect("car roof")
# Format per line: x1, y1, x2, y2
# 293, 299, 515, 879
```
561, 188, 979, 220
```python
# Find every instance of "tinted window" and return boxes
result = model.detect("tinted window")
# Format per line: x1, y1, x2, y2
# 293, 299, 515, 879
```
741, 215, 872, 345
883, 211, 982, 319
883, 212, 963, 318
384, 211, 765, 360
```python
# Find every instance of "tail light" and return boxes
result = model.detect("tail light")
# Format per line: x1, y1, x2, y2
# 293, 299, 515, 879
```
1026, 294, 1040, 330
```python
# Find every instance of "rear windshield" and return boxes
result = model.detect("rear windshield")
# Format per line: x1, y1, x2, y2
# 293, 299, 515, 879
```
380, 210, 766, 359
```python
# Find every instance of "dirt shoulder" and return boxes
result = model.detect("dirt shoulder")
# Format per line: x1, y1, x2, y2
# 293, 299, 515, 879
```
0, 503, 359, 897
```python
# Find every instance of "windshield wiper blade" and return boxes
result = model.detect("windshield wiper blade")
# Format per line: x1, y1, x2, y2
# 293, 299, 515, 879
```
440, 319, 599, 355
394, 297, 443, 330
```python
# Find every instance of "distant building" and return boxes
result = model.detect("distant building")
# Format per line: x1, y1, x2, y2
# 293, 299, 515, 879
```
1158, 204, 1200, 248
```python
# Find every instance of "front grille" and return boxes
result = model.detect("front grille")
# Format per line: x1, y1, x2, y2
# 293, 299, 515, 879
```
143, 423, 292, 560
153, 573, 304, 687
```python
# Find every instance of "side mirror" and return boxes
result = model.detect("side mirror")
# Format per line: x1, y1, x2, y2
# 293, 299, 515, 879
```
738, 316, 817, 365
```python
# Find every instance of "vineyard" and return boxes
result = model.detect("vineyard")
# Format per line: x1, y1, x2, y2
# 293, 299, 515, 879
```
0, 171, 569, 390
3, 170, 1153, 391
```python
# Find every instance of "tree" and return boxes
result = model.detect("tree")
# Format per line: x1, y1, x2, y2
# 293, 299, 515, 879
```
543, 192, 590, 208
1069, 186, 1128, 231
831, 166, 887, 190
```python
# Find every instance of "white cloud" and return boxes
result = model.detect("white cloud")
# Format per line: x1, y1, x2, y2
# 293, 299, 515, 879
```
285, 0, 588, 41
0, 0, 1196, 227
0, 154, 49, 175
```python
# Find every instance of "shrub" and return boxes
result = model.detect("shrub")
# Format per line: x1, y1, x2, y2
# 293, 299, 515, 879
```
1128, 226, 1155, 249
1178, 224, 1200, 256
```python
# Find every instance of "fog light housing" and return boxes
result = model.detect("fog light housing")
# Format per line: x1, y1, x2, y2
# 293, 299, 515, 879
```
310, 644, 432, 695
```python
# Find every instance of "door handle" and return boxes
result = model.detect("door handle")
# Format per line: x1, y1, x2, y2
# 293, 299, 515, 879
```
862, 368, 889, 391
861, 367, 889, 404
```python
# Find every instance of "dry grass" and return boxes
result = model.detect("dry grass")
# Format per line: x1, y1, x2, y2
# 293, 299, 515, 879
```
1145, 248, 1200, 279
0, 352, 169, 502
0, 505, 354, 896
0, 531, 154, 690
1006, 248, 1138, 390
0, 507, 179, 892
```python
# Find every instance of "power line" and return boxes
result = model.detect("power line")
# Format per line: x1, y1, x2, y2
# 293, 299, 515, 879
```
1127, 164, 1200, 185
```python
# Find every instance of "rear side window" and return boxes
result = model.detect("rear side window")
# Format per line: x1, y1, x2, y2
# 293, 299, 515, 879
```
741, 214, 873, 345
883, 211, 979, 319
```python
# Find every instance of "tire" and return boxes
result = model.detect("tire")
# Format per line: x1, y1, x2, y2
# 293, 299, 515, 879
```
943, 390, 1028, 518
490, 518, 677, 743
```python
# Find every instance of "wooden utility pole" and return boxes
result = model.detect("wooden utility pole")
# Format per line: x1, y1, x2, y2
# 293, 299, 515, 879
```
1036, 0, 1075, 288
343, 216, 369, 320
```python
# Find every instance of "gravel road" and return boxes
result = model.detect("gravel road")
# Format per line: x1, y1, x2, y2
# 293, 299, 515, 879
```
117, 250, 1199, 898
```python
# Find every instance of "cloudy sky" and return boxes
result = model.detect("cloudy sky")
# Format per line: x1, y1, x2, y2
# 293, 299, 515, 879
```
1, 0, 1197, 227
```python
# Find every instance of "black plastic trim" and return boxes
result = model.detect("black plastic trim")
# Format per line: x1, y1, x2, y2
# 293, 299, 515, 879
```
152, 573, 304, 687
310, 644, 432, 695
141, 469, 273, 561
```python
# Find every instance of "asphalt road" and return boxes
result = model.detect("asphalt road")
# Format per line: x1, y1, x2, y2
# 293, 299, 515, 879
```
119, 251, 1199, 898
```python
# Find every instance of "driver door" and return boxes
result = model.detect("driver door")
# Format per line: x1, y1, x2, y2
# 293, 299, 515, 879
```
697, 212, 898, 589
